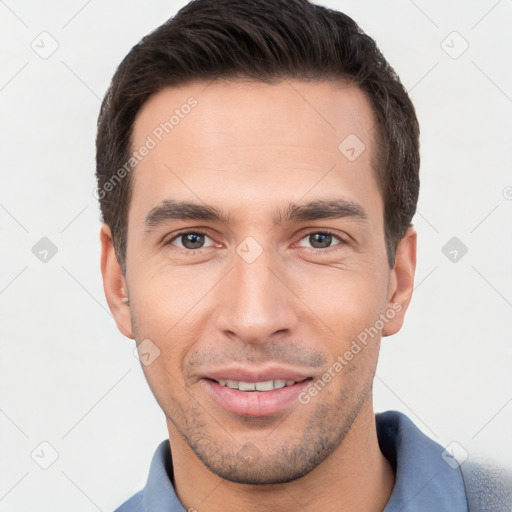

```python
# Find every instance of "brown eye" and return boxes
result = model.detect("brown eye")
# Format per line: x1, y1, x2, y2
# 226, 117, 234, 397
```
170, 231, 214, 250
309, 233, 332, 249
297, 231, 343, 251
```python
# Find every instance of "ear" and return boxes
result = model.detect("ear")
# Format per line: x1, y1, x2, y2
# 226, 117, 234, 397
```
100, 223, 134, 339
382, 226, 417, 337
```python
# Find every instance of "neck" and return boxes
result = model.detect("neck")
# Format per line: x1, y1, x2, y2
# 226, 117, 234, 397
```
168, 396, 395, 512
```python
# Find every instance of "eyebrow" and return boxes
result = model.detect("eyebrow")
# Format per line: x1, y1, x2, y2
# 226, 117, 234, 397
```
144, 200, 231, 229
276, 198, 368, 224
144, 198, 368, 230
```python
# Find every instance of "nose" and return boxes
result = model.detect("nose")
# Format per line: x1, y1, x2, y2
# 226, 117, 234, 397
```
213, 242, 299, 345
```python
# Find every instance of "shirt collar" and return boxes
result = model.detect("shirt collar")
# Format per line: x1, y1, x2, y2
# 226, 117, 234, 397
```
141, 440, 185, 512
137, 410, 468, 512
378, 410, 468, 511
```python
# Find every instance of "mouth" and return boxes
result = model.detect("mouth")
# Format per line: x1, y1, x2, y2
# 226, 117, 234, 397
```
200, 373, 314, 417
209, 378, 309, 391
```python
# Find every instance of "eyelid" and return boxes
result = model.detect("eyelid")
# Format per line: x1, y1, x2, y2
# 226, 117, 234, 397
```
167, 229, 218, 250
295, 229, 346, 251
165, 228, 348, 253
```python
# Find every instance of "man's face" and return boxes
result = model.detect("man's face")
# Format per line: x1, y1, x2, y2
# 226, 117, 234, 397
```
104, 80, 411, 484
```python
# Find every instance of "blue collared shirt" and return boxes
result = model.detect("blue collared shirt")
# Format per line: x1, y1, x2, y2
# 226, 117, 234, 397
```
114, 410, 469, 511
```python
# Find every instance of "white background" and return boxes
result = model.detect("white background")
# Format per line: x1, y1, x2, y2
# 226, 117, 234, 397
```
1, 0, 511, 510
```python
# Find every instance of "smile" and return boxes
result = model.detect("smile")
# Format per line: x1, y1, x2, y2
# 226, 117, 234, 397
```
202, 377, 313, 416
213, 379, 303, 391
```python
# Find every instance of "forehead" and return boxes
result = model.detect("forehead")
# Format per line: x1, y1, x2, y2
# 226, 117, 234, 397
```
133, 79, 376, 155
129, 79, 382, 225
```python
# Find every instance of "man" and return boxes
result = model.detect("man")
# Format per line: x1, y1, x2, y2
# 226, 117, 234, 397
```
96, 0, 511, 510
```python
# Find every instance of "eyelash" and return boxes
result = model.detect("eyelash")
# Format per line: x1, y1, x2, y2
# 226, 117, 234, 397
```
296, 229, 346, 254
166, 229, 346, 255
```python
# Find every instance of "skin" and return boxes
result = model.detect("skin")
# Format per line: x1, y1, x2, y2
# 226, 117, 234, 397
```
101, 79, 416, 512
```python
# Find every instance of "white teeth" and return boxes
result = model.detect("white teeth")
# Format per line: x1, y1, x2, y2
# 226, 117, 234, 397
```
215, 379, 299, 391
274, 379, 287, 389
238, 381, 256, 391
255, 380, 274, 391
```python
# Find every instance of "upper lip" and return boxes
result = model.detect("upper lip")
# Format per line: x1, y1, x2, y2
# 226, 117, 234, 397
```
200, 366, 312, 383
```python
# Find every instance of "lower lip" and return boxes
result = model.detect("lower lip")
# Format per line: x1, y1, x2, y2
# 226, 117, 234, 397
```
201, 379, 312, 417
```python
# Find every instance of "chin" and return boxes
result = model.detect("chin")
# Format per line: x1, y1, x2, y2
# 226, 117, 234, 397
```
200, 452, 319, 485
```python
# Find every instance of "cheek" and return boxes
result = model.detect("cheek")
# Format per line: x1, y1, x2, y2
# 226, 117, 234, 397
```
287, 260, 389, 345
128, 245, 390, 376
128, 267, 219, 378
130, 261, 220, 327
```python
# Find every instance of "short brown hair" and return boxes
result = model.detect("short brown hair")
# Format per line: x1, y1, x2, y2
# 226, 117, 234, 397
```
96, 0, 420, 271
